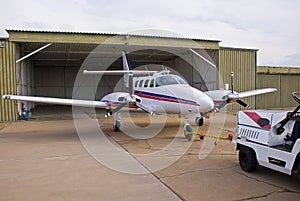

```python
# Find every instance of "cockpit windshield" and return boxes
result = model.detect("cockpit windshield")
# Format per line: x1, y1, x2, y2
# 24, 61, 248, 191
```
155, 75, 187, 87
175, 76, 188, 85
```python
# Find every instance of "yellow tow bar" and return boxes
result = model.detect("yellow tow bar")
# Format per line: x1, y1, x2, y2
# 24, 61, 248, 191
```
184, 132, 233, 143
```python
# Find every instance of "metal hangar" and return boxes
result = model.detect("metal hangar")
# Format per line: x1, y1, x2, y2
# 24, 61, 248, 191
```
0, 30, 263, 121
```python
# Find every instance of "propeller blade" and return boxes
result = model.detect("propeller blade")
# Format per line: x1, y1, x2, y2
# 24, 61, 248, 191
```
214, 101, 228, 112
104, 94, 141, 118
236, 99, 250, 108
230, 72, 234, 93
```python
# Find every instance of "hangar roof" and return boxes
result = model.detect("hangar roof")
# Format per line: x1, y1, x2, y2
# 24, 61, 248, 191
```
257, 66, 300, 74
7, 29, 219, 69
7, 29, 220, 49
6, 29, 220, 42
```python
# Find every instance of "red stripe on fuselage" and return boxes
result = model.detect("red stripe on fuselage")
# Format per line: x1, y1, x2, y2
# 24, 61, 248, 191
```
138, 94, 200, 106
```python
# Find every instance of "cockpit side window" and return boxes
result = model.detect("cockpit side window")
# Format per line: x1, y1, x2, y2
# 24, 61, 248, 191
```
135, 80, 139, 88
139, 80, 144, 88
144, 79, 149, 87
149, 79, 155, 87
175, 75, 188, 85
155, 76, 178, 87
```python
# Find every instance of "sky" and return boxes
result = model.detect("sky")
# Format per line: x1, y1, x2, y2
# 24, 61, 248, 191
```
1, 0, 300, 67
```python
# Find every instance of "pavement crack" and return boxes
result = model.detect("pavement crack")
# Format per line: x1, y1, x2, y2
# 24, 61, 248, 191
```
144, 139, 163, 151
110, 134, 184, 201
233, 169, 300, 194
232, 190, 280, 201
160, 164, 239, 179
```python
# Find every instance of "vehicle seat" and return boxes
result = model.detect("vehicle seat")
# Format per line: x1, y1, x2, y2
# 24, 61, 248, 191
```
291, 117, 300, 145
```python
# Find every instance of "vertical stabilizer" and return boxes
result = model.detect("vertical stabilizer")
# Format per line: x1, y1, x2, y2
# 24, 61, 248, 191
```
122, 51, 133, 95
122, 51, 131, 71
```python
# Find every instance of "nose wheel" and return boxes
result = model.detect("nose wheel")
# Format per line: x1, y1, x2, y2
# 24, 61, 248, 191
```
184, 124, 193, 141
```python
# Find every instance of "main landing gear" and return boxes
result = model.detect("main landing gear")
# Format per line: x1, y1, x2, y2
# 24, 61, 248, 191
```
183, 117, 204, 141
195, 117, 204, 126
112, 112, 122, 132
184, 124, 193, 141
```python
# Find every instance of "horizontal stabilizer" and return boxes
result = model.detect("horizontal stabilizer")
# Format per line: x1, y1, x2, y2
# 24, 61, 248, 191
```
2, 95, 108, 108
229, 88, 277, 99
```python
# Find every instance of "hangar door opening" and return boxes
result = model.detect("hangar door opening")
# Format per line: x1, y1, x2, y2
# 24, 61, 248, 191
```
17, 43, 218, 113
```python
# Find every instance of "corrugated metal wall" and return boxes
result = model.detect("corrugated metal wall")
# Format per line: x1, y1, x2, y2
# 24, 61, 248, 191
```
255, 74, 280, 108
218, 47, 257, 111
256, 72, 300, 109
0, 40, 18, 121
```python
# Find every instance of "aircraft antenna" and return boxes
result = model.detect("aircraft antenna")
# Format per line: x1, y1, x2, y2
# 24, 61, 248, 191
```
145, 66, 151, 76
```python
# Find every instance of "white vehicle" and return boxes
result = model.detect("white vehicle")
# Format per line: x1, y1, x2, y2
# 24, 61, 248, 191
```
236, 92, 300, 183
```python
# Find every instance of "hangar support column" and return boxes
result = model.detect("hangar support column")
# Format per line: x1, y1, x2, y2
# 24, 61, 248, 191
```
0, 39, 18, 121
16, 44, 35, 114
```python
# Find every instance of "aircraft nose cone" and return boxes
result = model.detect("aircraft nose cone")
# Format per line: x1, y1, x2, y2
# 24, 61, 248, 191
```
198, 94, 214, 112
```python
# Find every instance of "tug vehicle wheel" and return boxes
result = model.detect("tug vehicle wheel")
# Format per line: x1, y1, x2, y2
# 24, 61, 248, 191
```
297, 163, 300, 184
239, 146, 258, 172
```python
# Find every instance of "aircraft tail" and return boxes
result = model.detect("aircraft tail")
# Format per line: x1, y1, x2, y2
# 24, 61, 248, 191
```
122, 51, 131, 71
83, 51, 156, 96
122, 51, 133, 95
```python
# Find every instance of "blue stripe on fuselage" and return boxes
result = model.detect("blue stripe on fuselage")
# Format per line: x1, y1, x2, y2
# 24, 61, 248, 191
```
134, 90, 199, 106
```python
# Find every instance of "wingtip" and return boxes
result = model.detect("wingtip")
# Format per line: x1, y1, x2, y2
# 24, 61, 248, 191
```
2, 95, 10, 99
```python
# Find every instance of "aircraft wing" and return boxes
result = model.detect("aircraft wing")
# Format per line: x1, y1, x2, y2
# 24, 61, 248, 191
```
228, 88, 277, 99
2, 95, 108, 108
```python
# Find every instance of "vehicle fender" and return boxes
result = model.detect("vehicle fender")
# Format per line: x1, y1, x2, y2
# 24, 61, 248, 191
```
292, 139, 300, 154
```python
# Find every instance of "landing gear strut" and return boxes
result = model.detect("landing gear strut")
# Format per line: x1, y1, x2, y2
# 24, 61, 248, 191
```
113, 113, 121, 132
184, 124, 193, 141
183, 118, 193, 141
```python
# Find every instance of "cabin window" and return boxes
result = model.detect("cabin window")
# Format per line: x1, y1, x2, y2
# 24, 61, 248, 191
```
144, 79, 149, 87
149, 79, 155, 87
139, 80, 144, 87
135, 80, 139, 87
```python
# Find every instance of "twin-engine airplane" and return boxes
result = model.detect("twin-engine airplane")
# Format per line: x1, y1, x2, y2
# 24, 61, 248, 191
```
3, 51, 277, 136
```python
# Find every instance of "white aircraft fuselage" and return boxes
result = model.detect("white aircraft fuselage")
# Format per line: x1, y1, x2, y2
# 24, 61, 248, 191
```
101, 73, 214, 117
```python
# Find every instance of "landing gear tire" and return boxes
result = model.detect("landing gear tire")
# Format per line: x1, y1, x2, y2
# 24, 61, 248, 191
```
113, 125, 120, 132
113, 118, 121, 132
195, 117, 204, 126
184, 124, 193, 141
239, 146, 258, 172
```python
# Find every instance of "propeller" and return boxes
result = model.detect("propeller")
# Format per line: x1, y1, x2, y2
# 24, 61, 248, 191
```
220, 72, 250, 110
105, 102, 127, 118
236, 99, 250, 108
230, 72, 234, 93
229, 72, 250, 108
